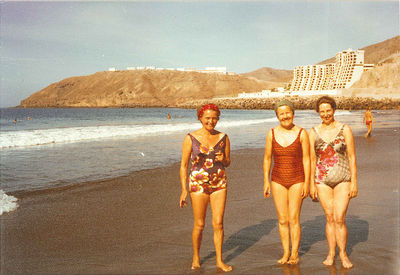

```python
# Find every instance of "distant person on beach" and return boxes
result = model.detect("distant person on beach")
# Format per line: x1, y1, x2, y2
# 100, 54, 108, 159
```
263, 100, 310, 265
167, 113, 171, 119
363, 107, 375, 137
179, 103, 232, 272
309, 96, 358, 269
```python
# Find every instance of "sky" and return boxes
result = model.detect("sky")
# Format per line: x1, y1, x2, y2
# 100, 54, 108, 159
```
1, 1, 399, 108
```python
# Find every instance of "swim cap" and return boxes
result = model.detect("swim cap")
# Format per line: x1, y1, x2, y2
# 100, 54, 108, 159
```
274, 99, 295, 114
197, 104, 220, 119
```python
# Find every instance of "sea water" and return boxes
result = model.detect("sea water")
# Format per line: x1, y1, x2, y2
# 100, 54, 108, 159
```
0, 107, 395, 193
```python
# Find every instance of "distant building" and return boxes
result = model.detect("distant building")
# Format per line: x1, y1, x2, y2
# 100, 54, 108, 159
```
202, 67, 227, 74
363, 64, 375, 71
291, 49, 372, 91
238, 90, 271, 98
108, 67, 116, 72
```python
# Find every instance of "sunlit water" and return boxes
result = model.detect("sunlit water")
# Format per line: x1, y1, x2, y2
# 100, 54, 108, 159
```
1, 108, 398, 192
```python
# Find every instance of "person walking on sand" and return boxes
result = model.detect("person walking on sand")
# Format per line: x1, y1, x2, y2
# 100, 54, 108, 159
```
309, 96, 358, 269
363, 107, 375, 137
263, 100, 310, 265
179, 103, 233, 272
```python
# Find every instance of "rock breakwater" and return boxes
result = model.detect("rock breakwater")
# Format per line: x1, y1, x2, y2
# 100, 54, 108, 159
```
177, 96, 400, 110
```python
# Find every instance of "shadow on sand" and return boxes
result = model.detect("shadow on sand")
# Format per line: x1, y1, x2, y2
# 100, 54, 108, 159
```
300, 215, 369, 256
201, 219, 278, 265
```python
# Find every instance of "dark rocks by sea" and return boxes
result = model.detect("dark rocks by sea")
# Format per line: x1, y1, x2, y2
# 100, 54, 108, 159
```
177, 96, 400, 110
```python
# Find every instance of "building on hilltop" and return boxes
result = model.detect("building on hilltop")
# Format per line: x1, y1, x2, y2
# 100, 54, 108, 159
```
291, 49, 374, 91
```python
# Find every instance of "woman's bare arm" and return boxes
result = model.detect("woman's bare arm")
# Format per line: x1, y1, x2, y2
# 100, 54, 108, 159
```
309, 128, 318, 200
343, 125, 358, 198
263, 129, 273, 198
300, 129, 310, 197
223, 135, 231, 167
179, 135, 192, 207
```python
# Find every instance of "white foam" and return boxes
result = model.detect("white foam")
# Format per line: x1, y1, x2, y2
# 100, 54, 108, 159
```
335, 110, 353, 116
0, 118, 275, 149
0, 190, 19, 215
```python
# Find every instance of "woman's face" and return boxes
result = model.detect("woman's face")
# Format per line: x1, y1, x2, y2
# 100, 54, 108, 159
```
318, 103, 335, 124
199, 109, 219, 131
276, 105, 294, 128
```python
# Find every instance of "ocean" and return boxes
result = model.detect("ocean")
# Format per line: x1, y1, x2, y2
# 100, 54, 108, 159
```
0, 107, 397, 193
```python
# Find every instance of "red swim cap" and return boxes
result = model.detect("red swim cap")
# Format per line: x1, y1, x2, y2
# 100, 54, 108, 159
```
197, 104, 220, 119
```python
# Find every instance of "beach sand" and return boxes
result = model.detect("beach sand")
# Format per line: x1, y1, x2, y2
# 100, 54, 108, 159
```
1, 127, 399, 274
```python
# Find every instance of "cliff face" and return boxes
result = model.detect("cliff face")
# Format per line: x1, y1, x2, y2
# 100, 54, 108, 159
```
318, 36, 400, 65
18, 70, 271, 108
352, 55, 400, 89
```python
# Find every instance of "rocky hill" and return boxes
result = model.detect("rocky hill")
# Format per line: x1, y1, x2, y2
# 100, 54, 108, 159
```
240, 67, 293, 84
18, 36, 399, 108
351, 54, 400, 90
318, 36, 400, 65
18, 70, 270, 108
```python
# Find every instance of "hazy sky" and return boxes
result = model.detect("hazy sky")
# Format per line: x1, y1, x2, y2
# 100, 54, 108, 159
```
1, 1, 398, 107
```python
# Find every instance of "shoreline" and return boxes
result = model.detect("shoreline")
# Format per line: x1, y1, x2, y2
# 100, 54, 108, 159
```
1, 126, 399, 274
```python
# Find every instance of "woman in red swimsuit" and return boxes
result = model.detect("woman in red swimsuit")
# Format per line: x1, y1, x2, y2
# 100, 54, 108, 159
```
263, 100, 310, 264
179, 104, 232, 272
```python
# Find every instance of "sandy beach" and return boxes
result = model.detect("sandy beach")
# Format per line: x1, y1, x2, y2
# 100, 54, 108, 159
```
1, 126, 399, 274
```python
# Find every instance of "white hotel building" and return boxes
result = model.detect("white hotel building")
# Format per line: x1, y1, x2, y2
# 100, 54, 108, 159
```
291, 49, 372, 91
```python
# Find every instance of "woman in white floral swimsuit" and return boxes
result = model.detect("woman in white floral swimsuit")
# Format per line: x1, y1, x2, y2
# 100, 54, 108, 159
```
309, 96, 358, 269
179, 104, 232, 272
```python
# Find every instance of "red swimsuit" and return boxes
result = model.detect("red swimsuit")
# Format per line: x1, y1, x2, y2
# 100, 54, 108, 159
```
271, 128, 305, 188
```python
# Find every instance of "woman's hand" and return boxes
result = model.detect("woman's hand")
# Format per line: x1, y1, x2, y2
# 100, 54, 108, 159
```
349, 181, 358, 198
264, 182, 271, 198
301, 182, 309, 198
179, 190, 188, 208
309, 183, 318, 200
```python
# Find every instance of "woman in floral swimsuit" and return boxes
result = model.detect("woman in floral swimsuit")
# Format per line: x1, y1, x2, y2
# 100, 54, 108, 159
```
309, 96, 358, 269
179, 104, 232, 272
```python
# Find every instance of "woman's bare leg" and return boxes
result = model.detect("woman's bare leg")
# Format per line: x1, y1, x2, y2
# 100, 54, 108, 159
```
210, 189, 232, 272
287, 183, 304, 264
333, 182, 353, 268
271, 181, 290, 264
316, 184, 336, 265
190, 192, 210, 269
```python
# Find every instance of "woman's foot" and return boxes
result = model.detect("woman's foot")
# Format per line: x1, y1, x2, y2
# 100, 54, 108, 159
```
216, 262, 232, 272
191, 256, 200, 270
339, 252, 353, 269
277, 253, 290, 264
288, 253, 299, 265
322, 254, 335, 266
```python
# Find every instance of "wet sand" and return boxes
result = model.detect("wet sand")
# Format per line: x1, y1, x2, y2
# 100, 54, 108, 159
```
1, 127, 399, 274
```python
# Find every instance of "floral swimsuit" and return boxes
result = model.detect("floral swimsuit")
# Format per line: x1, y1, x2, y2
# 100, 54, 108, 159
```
314, 125, 351, 188
188, 134, 227, 194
